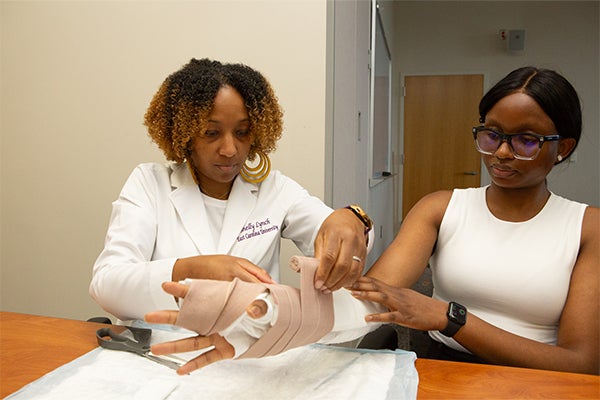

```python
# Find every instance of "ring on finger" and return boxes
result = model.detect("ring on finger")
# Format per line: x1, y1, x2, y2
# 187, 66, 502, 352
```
352, 255, 362, 263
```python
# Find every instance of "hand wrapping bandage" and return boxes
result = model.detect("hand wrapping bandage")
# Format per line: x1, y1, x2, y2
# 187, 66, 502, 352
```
175, 256, 334, 359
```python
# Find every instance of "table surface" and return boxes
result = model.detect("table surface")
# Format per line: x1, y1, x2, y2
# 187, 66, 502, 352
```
1, 311, 598, 399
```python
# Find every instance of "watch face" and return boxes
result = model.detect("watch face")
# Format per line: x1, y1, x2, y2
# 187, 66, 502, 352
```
347, 205, 373, 230
448, 302, 467, 324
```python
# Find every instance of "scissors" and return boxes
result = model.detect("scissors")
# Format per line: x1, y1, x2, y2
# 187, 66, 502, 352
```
96, 326, 185, 371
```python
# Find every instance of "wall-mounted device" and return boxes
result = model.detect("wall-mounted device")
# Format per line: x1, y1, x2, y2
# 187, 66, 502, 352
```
499, 29, 526, 52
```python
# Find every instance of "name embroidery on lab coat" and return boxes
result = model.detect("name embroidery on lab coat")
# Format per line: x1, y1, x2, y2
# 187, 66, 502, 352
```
236, 218, 279, 242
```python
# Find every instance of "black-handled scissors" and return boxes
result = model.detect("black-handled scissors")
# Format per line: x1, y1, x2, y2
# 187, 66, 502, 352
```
96, 326, 185, 370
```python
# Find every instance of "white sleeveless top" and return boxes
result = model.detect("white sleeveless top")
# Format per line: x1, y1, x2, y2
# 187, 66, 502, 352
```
429, 186, 587, 352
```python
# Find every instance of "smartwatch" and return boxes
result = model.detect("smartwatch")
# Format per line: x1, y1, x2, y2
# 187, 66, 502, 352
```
440, 301, 467, 337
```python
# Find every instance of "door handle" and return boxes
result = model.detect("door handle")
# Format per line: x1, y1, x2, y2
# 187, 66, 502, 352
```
463, 171, 478, 175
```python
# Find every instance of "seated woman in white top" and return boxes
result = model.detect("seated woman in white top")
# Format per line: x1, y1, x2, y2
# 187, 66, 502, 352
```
147, 66, 598, 376
354, 66, 598, 375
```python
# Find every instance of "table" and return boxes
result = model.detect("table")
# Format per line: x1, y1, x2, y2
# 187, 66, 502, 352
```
1, 311, 598, 399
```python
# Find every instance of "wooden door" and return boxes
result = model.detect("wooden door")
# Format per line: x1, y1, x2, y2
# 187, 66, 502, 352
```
402, 74, 483, 217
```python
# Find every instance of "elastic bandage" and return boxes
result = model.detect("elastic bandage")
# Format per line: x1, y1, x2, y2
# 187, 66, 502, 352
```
175, 256, 334, 359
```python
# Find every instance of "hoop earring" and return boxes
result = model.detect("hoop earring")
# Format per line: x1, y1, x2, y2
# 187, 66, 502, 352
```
240, 152, 271, 183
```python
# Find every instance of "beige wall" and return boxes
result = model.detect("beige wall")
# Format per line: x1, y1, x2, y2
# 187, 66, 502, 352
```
5, 0, 596, 323
0, 0, 327, 320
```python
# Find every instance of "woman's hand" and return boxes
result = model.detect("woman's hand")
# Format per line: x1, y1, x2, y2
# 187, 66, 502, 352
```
313, 208, 368, 292
172, 255, 275, 284
145, 281, 268, 375
350, 276, 447, 331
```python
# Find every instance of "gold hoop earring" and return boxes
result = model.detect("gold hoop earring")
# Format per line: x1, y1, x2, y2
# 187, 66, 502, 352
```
240, 152, 271, 183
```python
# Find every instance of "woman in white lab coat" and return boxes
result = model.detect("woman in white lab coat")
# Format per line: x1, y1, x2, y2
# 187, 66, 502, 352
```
90, 59, 372, 321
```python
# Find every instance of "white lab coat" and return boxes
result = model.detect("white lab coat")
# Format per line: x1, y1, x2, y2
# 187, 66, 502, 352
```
90, 162, 333, 321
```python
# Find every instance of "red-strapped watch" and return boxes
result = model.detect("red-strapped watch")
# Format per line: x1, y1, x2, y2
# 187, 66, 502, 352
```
345, 204, 373, 245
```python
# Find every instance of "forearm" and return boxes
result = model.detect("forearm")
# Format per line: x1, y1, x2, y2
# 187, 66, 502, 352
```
351, 277, 598, 374
366, 226, 437, 289
367, 191, 447, 288
365, 241, 428, 288
454, 314, 598, 374
90, 258, 177, 320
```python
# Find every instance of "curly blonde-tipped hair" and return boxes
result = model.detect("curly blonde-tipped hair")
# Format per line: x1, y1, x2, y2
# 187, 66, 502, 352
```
144, 58, 283, 163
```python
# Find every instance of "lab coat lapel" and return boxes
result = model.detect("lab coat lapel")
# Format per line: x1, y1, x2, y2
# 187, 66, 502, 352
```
169, 163, 217, 254
217, 176, 258, 254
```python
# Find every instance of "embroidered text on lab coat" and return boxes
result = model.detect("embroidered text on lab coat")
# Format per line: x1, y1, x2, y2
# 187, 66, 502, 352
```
237, 218, 280, 242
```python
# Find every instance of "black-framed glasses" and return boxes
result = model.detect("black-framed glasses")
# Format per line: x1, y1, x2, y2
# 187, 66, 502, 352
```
472, 126, 561, 160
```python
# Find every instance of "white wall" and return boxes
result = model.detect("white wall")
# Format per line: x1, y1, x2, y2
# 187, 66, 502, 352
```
392, 1, 599, 209
0, 0, 328, 320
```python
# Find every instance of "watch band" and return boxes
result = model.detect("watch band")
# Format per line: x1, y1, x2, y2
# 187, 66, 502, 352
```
345, 205, 373, 247
344, 205, 373, 233
440, 301, 467, 337
439, 319, 462, 338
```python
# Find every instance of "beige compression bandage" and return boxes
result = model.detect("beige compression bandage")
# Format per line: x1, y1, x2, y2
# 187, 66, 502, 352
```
175, 256, 334, 359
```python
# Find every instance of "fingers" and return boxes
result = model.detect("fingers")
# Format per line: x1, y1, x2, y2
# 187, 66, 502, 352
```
150, 334, 214, 356
351, 276, 384, 291
175, 255, 275, 284
314, 235, 365, 291
363, 311, 401, 323
351, 288, 392, 307
246, 298, 268, 319
144, 310, 180, 325
350, 276, 388, 296
238, 259, 276, 284
152, 334, 235, 375
343, 250, 365, 287
350, 276, 396, 307
177, 340, 234, 375
161, 281, 190, 298
328, 256, 362, 292
314, 209, 368, 292
313, 234, 332, 290
348, 277, 401, 324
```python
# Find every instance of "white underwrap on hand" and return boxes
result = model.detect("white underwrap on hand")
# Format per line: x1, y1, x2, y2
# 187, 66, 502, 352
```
216, 288, 383, 357
219, 291, 277, 358
319, 288, 384, 344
